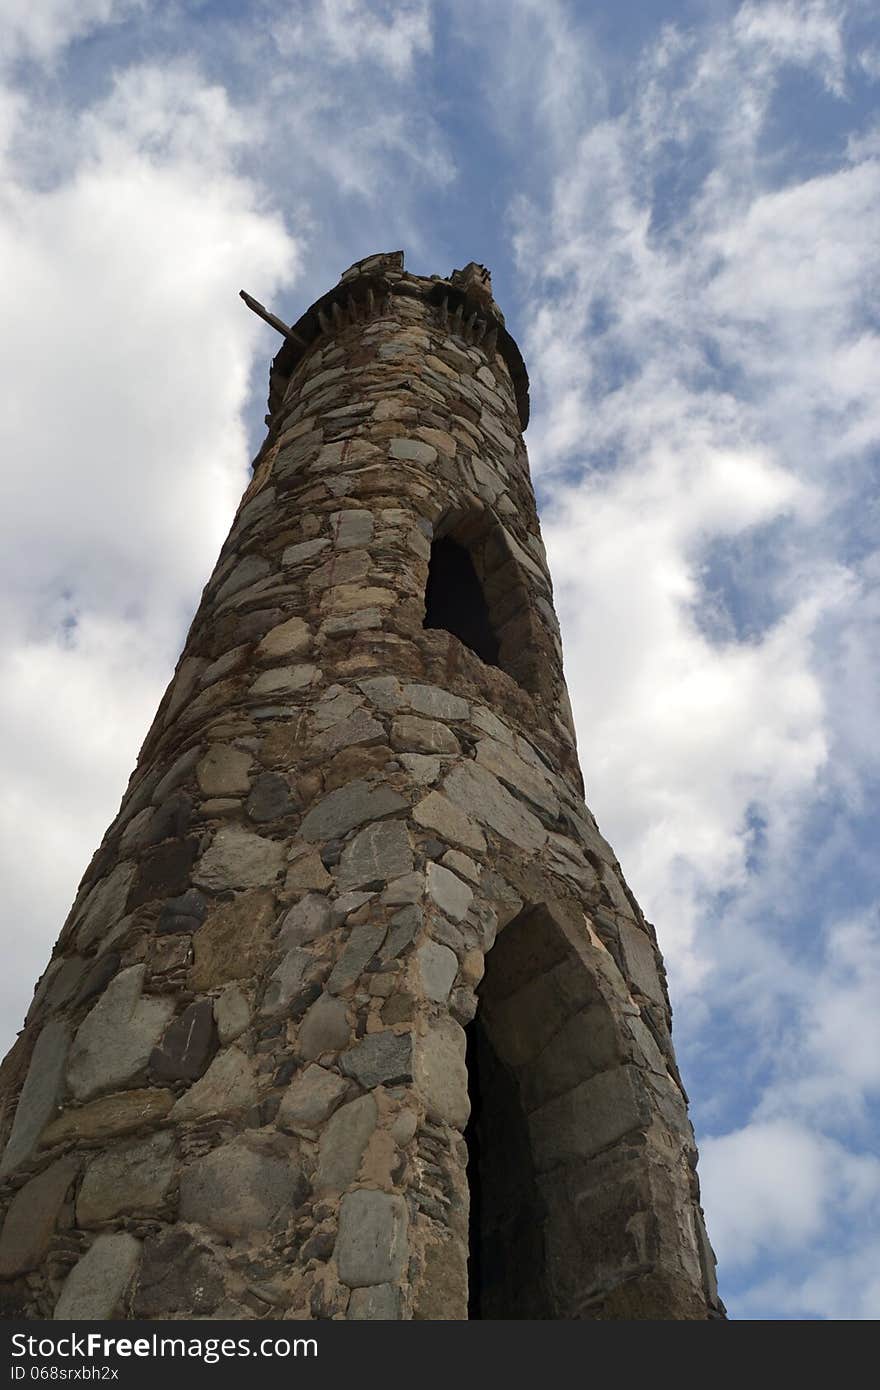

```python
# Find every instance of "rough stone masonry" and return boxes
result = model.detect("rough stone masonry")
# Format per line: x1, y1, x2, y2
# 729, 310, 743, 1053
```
0, 251, 723, 1320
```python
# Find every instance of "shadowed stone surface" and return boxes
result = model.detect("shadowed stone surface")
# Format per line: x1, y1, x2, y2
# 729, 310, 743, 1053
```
133, 1229, 224, 1317
327, 923, 386, 994
0, 1157, 78, 1275
150, 999, 218, 1083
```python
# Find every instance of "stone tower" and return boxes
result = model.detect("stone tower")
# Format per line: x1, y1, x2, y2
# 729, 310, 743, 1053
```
0, 251, 722, 1321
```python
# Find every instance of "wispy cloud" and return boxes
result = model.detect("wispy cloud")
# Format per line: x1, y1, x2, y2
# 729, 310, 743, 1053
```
272, 0, 432, 77
0, 0, 145, 66
0, 39, 298, 1046
477, 0, 880, 1317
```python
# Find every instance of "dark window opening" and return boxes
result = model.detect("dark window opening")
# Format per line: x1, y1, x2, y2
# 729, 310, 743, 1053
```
465, 981, 551, 1319
423, 536, 501, 668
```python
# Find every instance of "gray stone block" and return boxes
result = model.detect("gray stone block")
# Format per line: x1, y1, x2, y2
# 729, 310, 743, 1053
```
250, 664, 319, 698
282, 537, 330, 566
261, 947, 315, 1017
66, 965, 175, 1102
0, 1156, 78, 1275
335, 1190, 408, 1287
336, 821, 413, 891
316, 1093, 378, 1191
193, 826, 285, 891
413, 791, 485, 851
332, 510, 374, 549
213, 984, 252, 1043
340, 1030, 412, 1088
416, 940, 458, 1003
196, 744, 252, 797
74, 861, 136, 951
0, 1019, 71, 1176
380, 904, 421, 961
327, 922, 387, 994
246, 772, 296, 822
278, 1064, 347, 1130
299, 780, 407, 841
179, 1140, 303, 1238
619, 920, 665, 1005
77, 1133, 175, 1225
391, 716, 459, 754
312, 709, 385, 755
54, 1232, 141, 1320
443, 761, 547, 852
474, 736, 559, 814
278, 893, 332, 947
414, 1016, 469, 1129
258, 614, 311, 659
170, 1047, 258, 1121
150, 998, 217, 1083
403, 683, 469, 721
347, 1283, 402, 1319
299, 993, 351, 1059
425, 862, 473, 922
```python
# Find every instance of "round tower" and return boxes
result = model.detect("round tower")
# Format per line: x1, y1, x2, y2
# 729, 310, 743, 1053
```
0, 251, 722, 1320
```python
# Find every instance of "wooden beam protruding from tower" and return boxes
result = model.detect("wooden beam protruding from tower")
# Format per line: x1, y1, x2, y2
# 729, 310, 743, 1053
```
239, 289, 309, 348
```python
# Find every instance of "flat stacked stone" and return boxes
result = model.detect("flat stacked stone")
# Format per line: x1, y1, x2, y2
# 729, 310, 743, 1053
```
0, 251, 721, 1321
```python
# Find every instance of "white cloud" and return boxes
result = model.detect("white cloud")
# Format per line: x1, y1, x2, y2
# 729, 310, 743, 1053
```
700, 1118, 880, 1269
733, 0, 848, 96
0, 61, 297, 1047
858, 45, 880, 79
543, 475, 834, 981
736, 1239, 880, 1320
499, 0, 878, 1002
753, 908, 880, 1126
0, 0, 144, 66
487, 0, 880, 1316
272, 0, 432, 77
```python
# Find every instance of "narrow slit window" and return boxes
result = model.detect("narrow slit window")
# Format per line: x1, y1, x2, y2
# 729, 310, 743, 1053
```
423, 536, 501, 668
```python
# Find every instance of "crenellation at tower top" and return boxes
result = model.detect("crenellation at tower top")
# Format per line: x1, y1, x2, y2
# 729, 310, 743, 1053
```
262, 251, 526, 430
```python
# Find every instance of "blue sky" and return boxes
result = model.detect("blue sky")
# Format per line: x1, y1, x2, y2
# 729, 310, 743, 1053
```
1, 0, 879, 1320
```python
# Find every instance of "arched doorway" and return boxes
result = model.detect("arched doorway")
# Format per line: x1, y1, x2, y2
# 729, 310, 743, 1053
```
464, 902, 654, 1318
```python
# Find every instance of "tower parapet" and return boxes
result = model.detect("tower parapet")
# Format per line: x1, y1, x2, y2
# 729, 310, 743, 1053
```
0, 252, 722, 1320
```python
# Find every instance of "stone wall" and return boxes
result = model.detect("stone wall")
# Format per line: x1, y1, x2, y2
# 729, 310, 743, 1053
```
0, 251, 723, 1320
